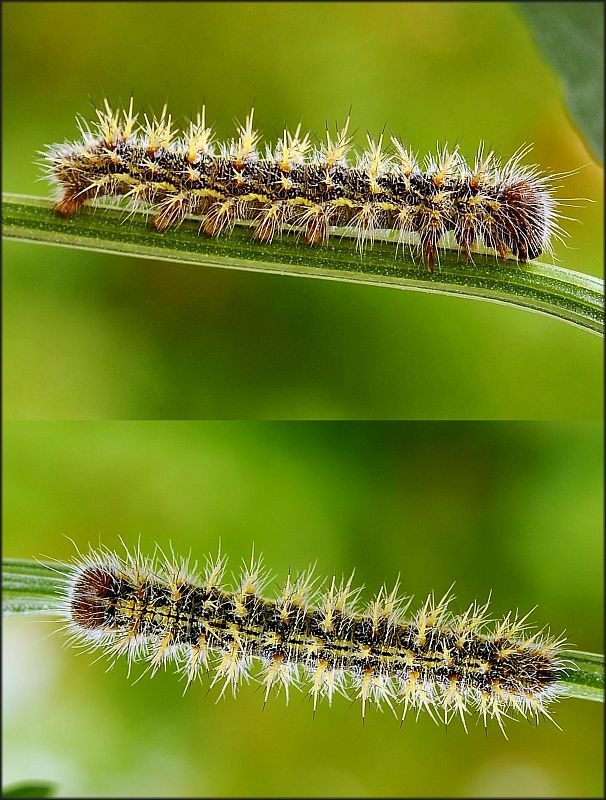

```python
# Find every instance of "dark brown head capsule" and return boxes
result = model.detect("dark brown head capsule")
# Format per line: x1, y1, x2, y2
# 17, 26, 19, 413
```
70, 566, 118, 630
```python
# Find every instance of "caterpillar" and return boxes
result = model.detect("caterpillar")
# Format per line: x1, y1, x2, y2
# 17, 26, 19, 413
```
41, 99, 566, 271
57, 543, 566, 732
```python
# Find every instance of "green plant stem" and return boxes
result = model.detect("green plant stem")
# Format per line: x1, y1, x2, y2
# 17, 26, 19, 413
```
2, 558, 603, 702
557, 650, 604, 702
2, 558, 69, 614
3, 193, 603, 336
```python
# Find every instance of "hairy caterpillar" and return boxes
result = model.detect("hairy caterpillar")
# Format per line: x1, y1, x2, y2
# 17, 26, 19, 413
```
56, 543, 567, 733
41, 99, 567, 271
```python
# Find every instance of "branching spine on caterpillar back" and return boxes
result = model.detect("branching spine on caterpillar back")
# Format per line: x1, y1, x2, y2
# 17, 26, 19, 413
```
57, 543, 567, 733
41, 99, 568, 271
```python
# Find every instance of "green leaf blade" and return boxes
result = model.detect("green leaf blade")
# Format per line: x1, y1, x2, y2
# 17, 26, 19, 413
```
3, 194, 603, 336
2, 559, 68, 615
517, 1, 604, 160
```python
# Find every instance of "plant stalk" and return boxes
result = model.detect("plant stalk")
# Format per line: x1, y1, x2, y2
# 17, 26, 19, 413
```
3, 194, 603, 336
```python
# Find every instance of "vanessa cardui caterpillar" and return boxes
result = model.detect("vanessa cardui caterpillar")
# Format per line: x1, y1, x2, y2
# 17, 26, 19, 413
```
41, 99, 566, 271
58, 543, 566, 732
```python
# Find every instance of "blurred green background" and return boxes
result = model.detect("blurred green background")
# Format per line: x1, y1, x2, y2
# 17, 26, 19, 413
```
2, 1, 603, 420
2, 421, 603, 797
